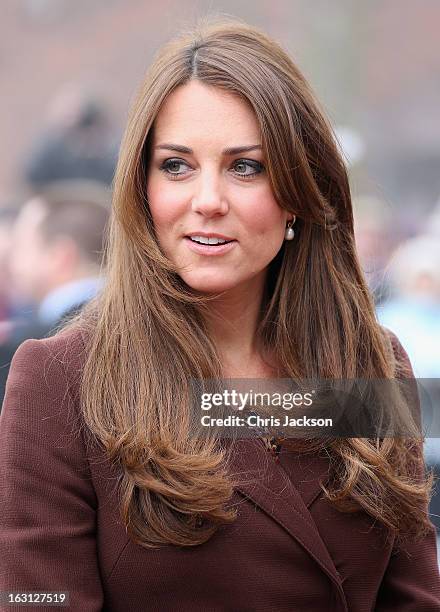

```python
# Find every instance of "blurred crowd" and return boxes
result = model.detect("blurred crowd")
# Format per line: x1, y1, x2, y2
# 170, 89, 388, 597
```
355, 193, 440, 529
354, 194, 440, 380
0, 84, 116, 400
0, 82, 439, 525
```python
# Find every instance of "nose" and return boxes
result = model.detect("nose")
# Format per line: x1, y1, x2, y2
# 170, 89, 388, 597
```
191, 171, 229, 217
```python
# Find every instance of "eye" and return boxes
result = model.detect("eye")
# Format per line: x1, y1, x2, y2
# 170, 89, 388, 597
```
232, 159, 264, 179
159, 158, 191, 177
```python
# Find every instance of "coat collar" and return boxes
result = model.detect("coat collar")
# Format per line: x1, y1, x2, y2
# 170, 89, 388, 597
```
224, 437, 349, 612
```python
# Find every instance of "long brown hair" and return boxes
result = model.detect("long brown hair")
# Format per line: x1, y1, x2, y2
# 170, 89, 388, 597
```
74, 18, 432, 548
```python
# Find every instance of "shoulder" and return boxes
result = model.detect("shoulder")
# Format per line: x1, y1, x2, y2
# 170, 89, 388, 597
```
11, 323, 88, 362
7, 324, 88, 390
0, 326, 97, 487
380, 326, 415, 378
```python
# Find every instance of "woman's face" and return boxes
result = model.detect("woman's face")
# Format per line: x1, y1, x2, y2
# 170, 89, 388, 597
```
147, 80, 292, 294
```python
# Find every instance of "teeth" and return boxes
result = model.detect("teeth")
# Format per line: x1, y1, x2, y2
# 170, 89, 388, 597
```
190, 236, 228, 245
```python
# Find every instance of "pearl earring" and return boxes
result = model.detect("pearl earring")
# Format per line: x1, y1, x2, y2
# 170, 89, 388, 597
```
284, 215, 296, 241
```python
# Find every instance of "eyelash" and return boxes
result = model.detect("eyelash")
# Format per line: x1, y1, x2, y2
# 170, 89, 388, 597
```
159, 158, 265, 181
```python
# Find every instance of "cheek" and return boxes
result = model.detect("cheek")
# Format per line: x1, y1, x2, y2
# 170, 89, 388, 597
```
147, 180, 187, 231
241, 191, 286, 239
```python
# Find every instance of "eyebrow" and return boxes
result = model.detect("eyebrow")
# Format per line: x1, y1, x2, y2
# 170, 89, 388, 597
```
154, 143, 263, 155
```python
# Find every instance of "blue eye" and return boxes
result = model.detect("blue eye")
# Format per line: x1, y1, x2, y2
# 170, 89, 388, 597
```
232, 159, 264, 178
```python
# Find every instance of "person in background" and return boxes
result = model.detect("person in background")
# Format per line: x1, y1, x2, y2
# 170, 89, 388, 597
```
377, 234, 440, 531
352, 195, 399, 305
377, 235, 440, 378
22, 83, 119, 188
0, 180, 110, 405
424, 194, 440, 239
10, 180, 110, 329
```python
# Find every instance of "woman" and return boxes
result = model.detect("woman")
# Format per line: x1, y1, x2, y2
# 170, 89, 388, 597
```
1, 19, 439, 612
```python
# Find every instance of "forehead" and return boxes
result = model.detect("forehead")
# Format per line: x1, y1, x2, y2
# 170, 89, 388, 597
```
152, 80, 261, 144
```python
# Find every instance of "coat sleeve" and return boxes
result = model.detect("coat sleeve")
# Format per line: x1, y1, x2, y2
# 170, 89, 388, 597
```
0, 338, 104, 611
375, 330, 440, 610
375, 527, 440, 611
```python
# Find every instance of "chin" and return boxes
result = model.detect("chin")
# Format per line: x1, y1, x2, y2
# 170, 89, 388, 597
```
180, 274, 239, 295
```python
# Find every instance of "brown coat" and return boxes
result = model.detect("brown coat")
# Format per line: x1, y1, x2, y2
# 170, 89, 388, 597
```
1, 328, 439, 611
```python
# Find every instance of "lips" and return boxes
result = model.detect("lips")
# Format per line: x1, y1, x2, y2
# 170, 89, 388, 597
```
184, 232, 237, 255
188, 235, 232, 246
185, 232, 235, 242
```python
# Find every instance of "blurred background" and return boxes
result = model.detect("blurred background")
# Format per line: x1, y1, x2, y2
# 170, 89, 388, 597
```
1, 0, 439, 533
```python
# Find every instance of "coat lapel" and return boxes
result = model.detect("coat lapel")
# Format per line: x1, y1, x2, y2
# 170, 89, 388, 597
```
224, 437, 348, 612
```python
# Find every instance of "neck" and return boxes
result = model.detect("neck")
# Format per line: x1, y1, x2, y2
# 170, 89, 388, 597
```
203, 272, 268, 370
